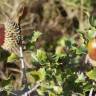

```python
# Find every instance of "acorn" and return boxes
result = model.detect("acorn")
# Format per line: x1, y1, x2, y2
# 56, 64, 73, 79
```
86, 37, 96, 66
88, 37, 96, 60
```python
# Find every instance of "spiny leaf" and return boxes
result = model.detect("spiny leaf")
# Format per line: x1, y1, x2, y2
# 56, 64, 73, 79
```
7, 53, 18, 62
37, 49, 47, 63
86, 69, 96, 80
31, 31, 42, 43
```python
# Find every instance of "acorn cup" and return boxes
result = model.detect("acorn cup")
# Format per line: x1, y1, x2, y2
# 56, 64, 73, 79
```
0, 1, 33, 88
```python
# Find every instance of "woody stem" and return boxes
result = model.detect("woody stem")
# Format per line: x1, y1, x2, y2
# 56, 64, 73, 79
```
19, 45, 27, 85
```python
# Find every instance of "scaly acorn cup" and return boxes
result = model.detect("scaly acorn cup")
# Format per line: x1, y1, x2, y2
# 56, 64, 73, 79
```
0, 1, 31, 68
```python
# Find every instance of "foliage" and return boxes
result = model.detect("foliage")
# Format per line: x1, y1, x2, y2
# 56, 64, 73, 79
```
1, 0, 96, 96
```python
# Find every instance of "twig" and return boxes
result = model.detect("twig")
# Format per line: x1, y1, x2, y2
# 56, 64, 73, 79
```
0, 88, 17, 96
0, 81, 41, 96
23, 81, 41, 96
89, 88, 94, 96
89, 82, 96, 96
19, 45, 28, 85
20, 46, 24, 69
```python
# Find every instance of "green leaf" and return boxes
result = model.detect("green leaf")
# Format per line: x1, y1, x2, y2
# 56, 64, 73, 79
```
86, 69, 96, 80
49, 92, 56, 96
31, 68, 46, 81
53, 86, 62, 94
37, 49, 47, 62
38, 68, 46, 80
89, 15, 96, 28
31, 71, 40, 81
31, 31, 42, 43
75, 45, 86, 55
65, 40, 72, 48
87, 28, 96, 40
31, 52, 39, 62
0, 79, 11, 91
83, 84, 92, 92
7, 53, 18, 62
75, 73, 86, 83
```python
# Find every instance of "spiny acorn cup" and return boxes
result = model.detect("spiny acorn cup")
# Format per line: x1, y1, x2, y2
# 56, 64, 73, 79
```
0, 1, 32, 73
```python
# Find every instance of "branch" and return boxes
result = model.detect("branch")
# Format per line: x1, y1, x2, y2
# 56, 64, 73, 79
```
23, 81, 41, 96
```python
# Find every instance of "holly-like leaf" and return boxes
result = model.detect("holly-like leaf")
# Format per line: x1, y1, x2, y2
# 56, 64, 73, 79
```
86, 69, 96, 80
53, 86, 62, 94
75, 72, 86, 83
7, 53, 18, 62
31, 68, 46, 81
38, 68, 46, 80
37, 49, 47, 63
31, 31, 42, 43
